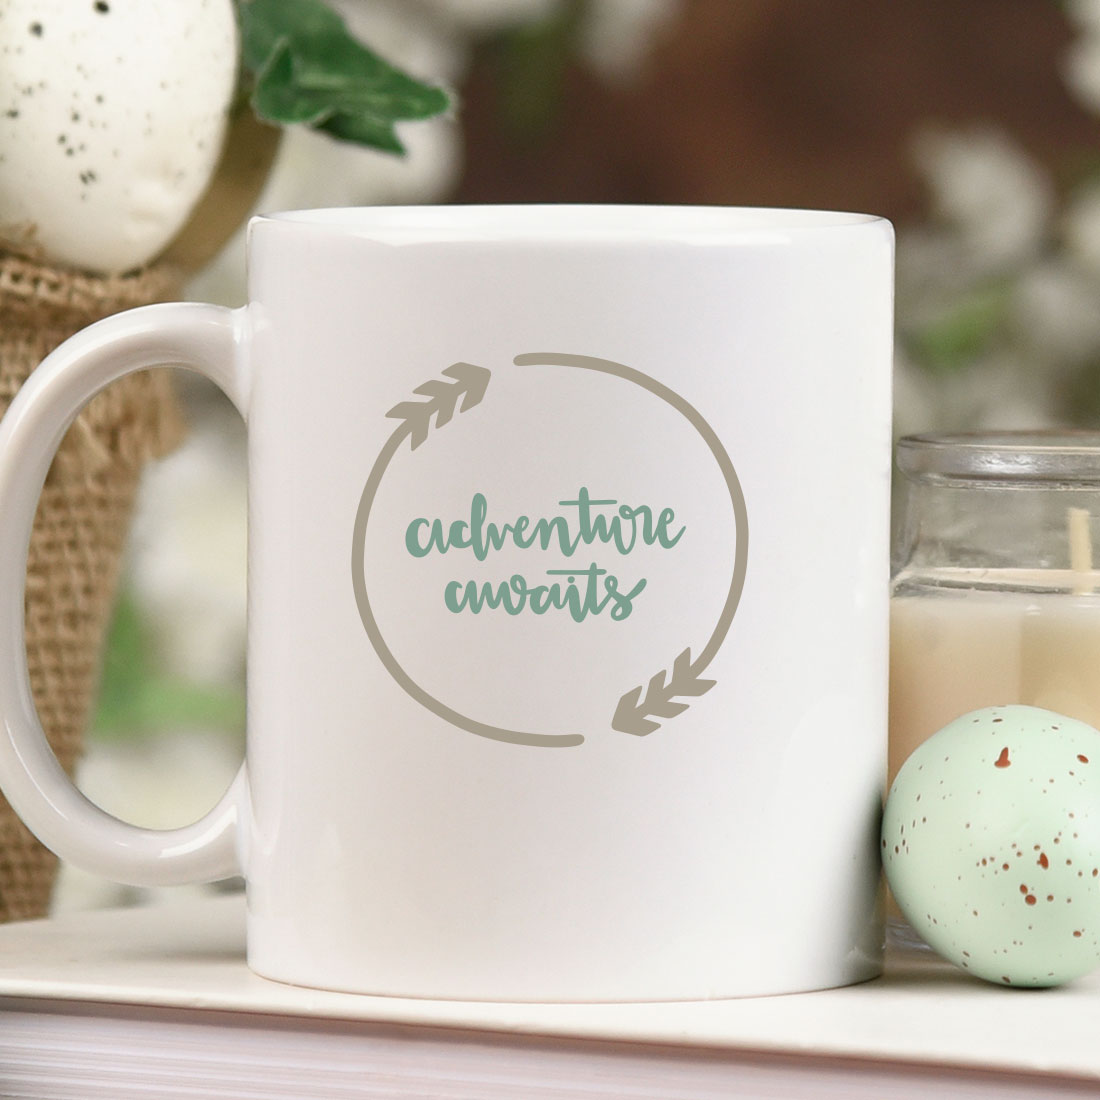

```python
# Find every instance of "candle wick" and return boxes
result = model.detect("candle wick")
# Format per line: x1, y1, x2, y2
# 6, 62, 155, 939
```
1068, 506, 1093, 594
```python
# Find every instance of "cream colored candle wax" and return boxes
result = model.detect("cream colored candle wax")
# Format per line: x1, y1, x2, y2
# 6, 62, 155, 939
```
889, 582, 1100, 788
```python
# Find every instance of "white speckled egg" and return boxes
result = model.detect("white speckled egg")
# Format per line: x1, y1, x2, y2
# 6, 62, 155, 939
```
0, 0, 237, 274
884, 705, 1100, 987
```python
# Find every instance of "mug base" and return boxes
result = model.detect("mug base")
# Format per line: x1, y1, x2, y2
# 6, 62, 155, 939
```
245, 952, 884, 1004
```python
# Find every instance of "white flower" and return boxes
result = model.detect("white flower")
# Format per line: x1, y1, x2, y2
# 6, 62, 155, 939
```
1012, 259, 1100, 365
1063, 185, 1100, 275
1062, 0, 1100, 112
579, 0, 680, 82
1064, 35, 1100, 112
911, 128, 1052, 275
1065, 0, 1100, 30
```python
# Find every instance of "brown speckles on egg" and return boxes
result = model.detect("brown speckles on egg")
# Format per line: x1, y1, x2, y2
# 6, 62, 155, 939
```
883, 706, 1100, 987
0, 0, 237, 272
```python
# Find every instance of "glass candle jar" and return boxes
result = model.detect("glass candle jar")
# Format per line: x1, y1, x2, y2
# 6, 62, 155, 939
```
889, 431, 1100, 787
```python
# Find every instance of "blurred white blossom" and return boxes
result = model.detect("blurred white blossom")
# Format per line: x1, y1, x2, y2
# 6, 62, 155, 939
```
910, 128, 1053, 277
1064, 0, 1100, 111
579, 0, 680, 81
1012, 258, 1100, 366
1062, 184, 1100, 274
894, 119, 1092, 434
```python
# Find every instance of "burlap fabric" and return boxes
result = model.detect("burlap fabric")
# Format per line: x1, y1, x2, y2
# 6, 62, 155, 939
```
0, 252, 186, 921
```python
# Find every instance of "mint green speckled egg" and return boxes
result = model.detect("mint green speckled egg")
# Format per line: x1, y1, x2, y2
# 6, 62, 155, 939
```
883, 705, 1100, 987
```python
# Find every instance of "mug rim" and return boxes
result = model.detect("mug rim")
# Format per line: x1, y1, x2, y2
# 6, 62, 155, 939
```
249, 203, 888, 243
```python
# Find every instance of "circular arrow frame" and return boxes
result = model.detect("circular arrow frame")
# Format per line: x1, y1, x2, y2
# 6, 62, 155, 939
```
351, 352, 748, 749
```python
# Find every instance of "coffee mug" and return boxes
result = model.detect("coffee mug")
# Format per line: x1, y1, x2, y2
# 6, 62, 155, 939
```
0, 206, 893, 1000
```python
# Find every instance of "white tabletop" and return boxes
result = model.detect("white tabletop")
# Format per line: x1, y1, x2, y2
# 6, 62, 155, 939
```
0, 895, 1096, 1080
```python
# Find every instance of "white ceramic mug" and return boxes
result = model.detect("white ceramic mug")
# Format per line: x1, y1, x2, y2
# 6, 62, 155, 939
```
0, 206, 893, 1000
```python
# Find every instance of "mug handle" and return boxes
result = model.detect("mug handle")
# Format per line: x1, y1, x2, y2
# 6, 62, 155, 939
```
0, 301, 248, 886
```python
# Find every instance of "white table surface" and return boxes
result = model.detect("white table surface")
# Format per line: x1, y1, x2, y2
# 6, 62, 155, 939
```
0, 895, 1096, 1081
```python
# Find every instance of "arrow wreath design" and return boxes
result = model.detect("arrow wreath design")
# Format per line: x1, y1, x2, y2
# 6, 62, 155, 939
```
612, 647, 717, 736
385, 362, 491, 450
354, 352, 747, 748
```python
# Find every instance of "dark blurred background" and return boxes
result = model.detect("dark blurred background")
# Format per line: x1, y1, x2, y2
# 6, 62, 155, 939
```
455, 0, 1092, 217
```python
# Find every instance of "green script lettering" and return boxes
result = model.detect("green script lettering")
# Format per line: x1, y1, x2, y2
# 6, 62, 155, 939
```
406, 489, 682, 621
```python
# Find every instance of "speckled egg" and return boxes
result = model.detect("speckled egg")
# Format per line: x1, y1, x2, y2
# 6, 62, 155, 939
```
0, 0, 237, 274
883, 705, 1100, 987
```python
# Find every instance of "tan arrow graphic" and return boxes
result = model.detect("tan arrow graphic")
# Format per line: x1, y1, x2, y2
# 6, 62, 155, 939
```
385, 362, 491, 450
611, 647, 717, 736
354, 353, 746, 748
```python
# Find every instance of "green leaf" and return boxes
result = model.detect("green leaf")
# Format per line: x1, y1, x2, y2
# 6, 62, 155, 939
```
237, 0, 451, 155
